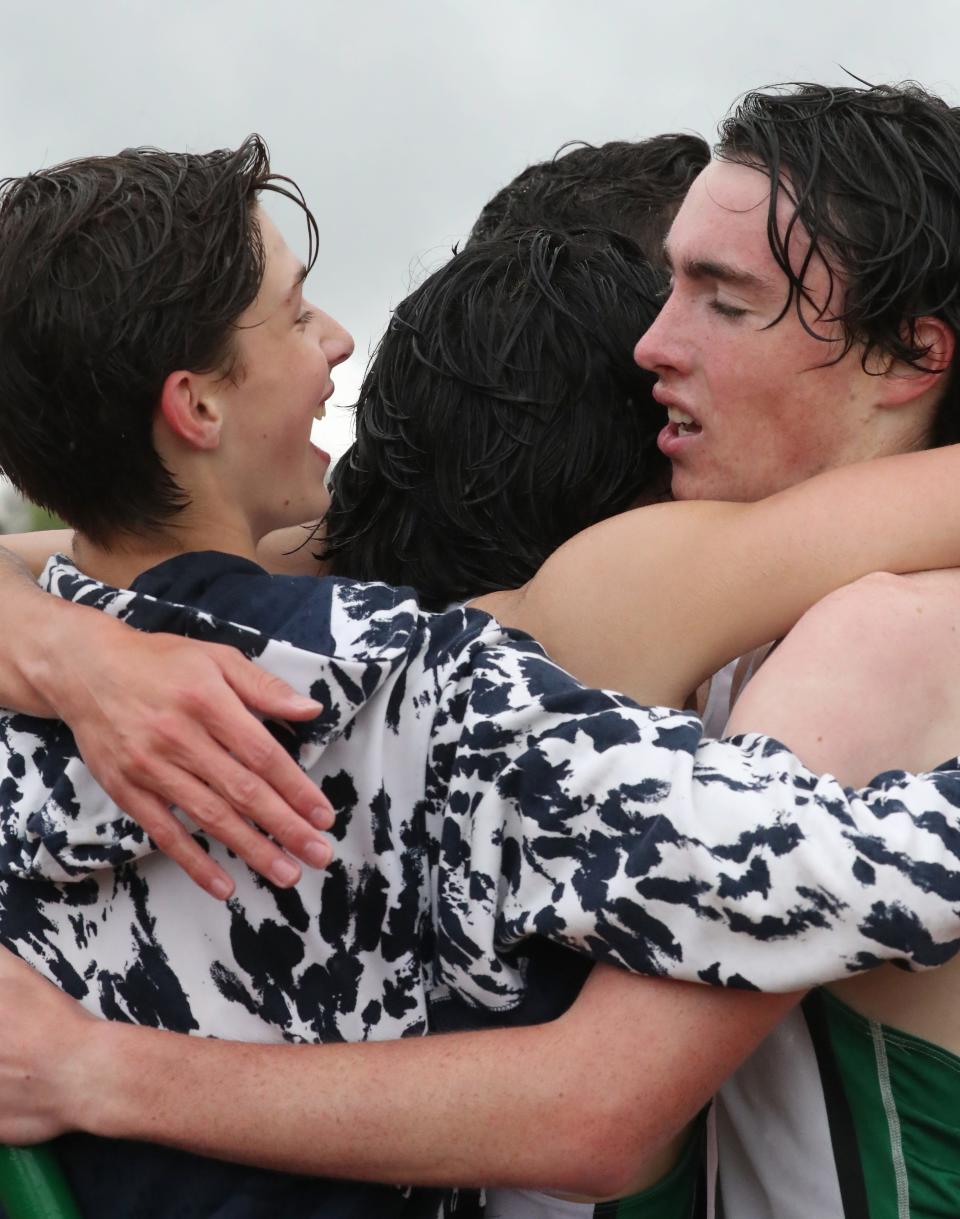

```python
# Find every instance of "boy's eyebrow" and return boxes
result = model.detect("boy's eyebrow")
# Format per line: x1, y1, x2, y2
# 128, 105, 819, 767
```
684, 256, 770, 290
663, 243, 771, 292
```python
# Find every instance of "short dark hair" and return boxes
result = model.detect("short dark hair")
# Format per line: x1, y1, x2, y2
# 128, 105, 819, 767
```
717, 81, 960, 445
322, 228, 667, 608
0, 134, 317, 542
467, 135, 710, 266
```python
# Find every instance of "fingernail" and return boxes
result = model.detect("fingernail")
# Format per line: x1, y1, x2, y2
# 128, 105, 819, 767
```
270, 857, 301, 887
303, 839, 332, 869
210, 875, 234, 901
309, 804, 333, 829
290, 696, 323, 714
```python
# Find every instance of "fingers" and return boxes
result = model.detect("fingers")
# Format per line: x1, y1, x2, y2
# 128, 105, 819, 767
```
203, 700, 334, 830
63, 632, 339, 898
213, 644, 325, 721
103, 780, 238, 901
160, 742, 335, 878
197, 644, 336, 829
115, 758, 338, 896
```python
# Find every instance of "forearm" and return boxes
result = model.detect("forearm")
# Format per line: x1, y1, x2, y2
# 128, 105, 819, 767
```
0, 544, 112, 717
0, 529, 73, 578
68, 972, 794, 1198
0, 550, 336, 897
87, 1022, 591, 1191
498, 445, 960, 707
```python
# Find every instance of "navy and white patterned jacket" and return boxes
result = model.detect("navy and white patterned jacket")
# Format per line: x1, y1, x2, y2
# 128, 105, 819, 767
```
1, 551, 959, 1031
3, 551, 960, 1217
1, 553, 960, 1019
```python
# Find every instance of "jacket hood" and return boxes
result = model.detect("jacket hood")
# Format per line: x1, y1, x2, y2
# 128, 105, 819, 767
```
0, 555, 428, 881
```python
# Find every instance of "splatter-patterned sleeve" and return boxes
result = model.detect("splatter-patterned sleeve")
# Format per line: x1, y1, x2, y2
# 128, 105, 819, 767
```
428, 636, 960, 1002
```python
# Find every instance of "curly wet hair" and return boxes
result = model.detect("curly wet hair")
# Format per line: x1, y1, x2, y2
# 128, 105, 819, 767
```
467, 134, 710, 267
322, 227, 668, 608
717, 81, 960, 445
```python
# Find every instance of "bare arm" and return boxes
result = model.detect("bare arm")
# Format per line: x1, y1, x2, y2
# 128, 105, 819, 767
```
255, 523, 327, 577
0, 529, 73, 578
3, 447, 958, 896
0, 545, 335, 899
725, 568, 960, 1049
0, 949, 796, 1197
480, 445, 960, 708
0, 546, 78, 717
726, 569, 960, 785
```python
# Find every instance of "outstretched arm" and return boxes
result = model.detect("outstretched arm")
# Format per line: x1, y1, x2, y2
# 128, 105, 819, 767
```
0, 546, 335, 899
0, 948, 796, 1196
483, 445, 960, 708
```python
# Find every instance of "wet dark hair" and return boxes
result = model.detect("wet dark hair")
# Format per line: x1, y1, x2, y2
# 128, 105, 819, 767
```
717, 81, 960, 445
467, 135, 710, 267
0, 133, 317, 542
322, 228, 667, 608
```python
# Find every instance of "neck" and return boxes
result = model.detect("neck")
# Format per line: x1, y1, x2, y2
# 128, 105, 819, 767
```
72, 510, 261, 589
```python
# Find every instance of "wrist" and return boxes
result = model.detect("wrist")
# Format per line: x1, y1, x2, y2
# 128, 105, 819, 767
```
26, 600, 120, 722
0, 591, 72, 718
16, 601, 65, 713
71, 1019, 157, 1141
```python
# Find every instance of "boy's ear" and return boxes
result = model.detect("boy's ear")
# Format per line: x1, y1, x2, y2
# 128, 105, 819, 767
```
157, 371, 224, 450
876, 316, 955, 409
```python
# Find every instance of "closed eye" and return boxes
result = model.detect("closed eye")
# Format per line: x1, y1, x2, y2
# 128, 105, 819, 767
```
709, 300, 747, 319
296, 309, 315, 326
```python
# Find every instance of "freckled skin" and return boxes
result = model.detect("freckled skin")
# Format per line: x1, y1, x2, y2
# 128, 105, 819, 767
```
635, 161, 939, 503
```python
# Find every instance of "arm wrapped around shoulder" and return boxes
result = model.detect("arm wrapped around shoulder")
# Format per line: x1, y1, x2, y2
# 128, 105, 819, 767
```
430, 629, 960, 998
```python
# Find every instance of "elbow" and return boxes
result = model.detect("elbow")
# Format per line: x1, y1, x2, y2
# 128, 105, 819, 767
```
541, 1097, 661, 1199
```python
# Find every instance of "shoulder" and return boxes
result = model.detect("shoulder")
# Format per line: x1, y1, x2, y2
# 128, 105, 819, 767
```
784, 569, 960, 681
730, 570, 960, 783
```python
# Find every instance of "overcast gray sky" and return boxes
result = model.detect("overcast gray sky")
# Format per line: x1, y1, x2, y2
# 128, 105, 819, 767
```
3, 0, 959, 459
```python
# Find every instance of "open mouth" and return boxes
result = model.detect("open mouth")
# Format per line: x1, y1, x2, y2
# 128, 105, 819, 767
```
667, 406, 702, 437
313, 382, 335, 423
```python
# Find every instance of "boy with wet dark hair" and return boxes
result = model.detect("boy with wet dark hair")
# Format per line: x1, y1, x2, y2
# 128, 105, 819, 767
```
0, 137, 321, 543
314, 135, 708, 606
716, 81, 960, 447
467, 134, 709, 266
323, 228, 668, 607
634, 79, 960, 1214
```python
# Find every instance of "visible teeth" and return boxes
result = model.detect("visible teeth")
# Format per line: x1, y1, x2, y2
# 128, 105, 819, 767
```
313, 403, 326, 422
667, 406, 695, 426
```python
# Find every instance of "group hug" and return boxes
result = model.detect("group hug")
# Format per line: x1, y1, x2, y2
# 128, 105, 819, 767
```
0, 79, 957, 1218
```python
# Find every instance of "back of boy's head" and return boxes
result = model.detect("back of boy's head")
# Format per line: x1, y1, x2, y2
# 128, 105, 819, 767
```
467, 134, 710, 266
323, 228, 667, 608
0, 134, 315, 543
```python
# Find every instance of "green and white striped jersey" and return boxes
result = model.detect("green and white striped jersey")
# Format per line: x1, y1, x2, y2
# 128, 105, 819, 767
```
715, 990, 960, 1218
